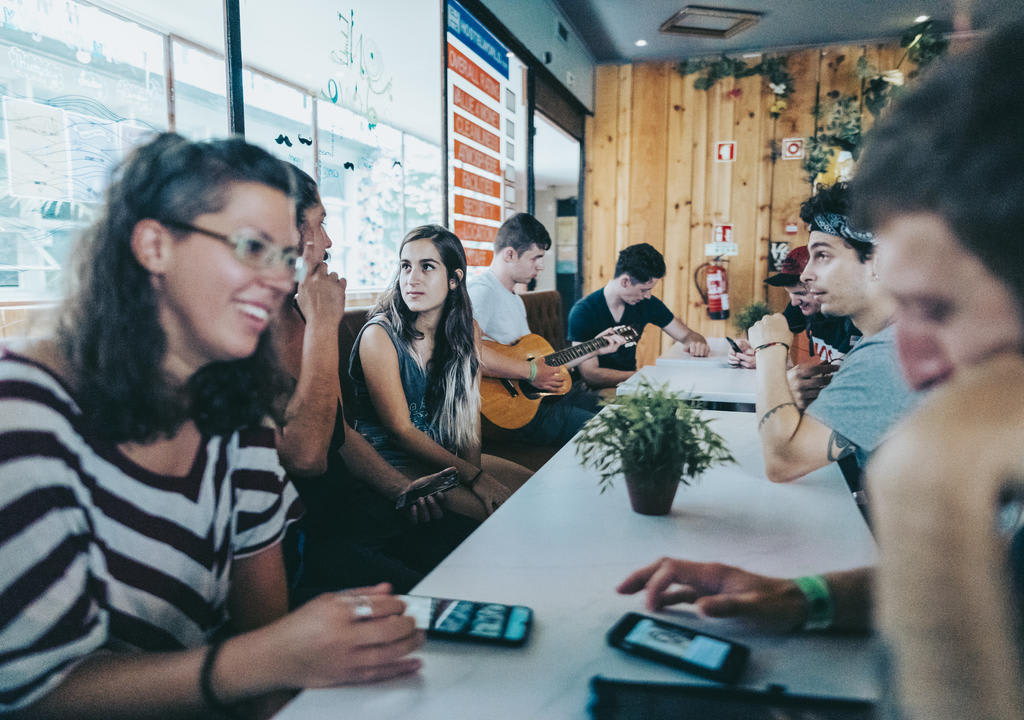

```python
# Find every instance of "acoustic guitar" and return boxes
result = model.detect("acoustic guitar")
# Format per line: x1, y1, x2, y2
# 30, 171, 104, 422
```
480, 325, 640, 429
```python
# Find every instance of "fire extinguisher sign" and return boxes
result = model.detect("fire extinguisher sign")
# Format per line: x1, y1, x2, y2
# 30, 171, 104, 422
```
706, 223, 739, 256
715, 141, 736, 162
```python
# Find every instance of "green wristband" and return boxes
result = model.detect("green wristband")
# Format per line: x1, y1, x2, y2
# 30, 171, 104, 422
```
792, 574, 834, 631
527, 358, 538, 383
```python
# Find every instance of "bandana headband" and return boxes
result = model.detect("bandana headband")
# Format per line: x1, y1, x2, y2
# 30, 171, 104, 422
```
810, 212, 875, 245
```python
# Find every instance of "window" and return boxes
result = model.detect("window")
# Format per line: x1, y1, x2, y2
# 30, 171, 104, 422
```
0, 0, 166, 303
0, 0, 443, 308
244, 69, 315, 175
171, 40, 227, 139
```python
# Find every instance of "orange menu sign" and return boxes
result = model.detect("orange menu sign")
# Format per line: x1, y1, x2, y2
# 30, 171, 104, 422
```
447, 43, 500, 102
454, 219, 498, 244
454, 167, 500, 199
454, 139, 500, 176
453, 85, 500, 129
464, 247, 494, 265
453, 113, 500, 153
454, 194, 501, 222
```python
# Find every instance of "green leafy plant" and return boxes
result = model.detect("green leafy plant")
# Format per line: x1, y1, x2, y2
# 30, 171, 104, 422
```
679, 54, 793, 118
734, 300, 772, 334
575, 380, 734, 494
901, 20, 948, 72
803, 91, 862, 182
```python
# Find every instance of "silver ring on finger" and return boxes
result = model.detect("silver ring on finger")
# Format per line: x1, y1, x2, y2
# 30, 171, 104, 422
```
351, 596, 373, 618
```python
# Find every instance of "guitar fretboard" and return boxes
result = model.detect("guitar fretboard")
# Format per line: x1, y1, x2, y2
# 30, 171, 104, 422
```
543, 327, 635, 367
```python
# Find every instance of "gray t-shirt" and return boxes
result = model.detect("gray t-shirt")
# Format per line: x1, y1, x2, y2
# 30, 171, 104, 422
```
467, 270, 530, 344
805, 324, 918, 468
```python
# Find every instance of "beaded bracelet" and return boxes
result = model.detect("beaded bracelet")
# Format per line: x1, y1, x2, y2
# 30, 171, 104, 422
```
200, 642, 246, 720
754, 341, 790, 354
791, 574, 834, 631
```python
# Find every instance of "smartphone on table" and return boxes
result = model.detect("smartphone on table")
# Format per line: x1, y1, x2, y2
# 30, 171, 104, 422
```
607, 613, 749, 683
400, 594, 533, 646
394, 469, 459, 510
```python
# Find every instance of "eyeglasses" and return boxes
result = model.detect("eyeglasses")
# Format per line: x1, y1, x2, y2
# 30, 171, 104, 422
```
162, 220, 303, 281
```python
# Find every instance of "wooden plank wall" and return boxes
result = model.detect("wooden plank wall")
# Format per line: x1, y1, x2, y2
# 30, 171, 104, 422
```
583, 40, 911, 369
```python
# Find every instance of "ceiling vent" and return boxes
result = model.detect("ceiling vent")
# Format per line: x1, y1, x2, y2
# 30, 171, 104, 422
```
659, 5, 763, 39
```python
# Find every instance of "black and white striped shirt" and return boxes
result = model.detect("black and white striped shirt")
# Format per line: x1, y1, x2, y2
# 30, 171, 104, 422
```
0, 352, 302, 711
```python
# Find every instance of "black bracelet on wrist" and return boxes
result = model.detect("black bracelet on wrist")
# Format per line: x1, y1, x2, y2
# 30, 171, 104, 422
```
200, 641, 246, 720
466, 469, 484, 487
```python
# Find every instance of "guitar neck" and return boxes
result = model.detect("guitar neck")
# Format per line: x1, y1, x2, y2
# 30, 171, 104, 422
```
545, 335, 615, 367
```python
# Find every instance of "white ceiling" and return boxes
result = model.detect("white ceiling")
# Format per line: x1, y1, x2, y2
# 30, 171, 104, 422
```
546, 0, 1012, 63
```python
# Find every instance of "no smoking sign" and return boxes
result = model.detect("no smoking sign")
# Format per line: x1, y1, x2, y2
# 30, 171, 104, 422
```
782, 137, 805, 160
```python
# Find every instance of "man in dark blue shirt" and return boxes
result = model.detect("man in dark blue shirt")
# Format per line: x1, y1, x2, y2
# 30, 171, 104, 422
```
567, 243, 708, 388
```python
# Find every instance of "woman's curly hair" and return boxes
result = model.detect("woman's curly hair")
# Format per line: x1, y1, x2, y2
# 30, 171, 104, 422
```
57, 132, 294, 443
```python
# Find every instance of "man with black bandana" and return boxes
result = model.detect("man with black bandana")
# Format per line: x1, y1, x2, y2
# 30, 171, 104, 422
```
745, 183, 919, 485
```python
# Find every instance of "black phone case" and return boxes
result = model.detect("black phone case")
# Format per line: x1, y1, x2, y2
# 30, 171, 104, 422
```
394, 473, 460, 510
607, 613, 749, 684
589, 676, 875, 720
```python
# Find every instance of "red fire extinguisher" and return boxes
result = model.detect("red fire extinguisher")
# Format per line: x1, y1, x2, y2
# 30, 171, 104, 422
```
694, 258, 730, 320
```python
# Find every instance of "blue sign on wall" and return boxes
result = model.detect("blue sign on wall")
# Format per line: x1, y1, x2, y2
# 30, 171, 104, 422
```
447, 0, 509, 80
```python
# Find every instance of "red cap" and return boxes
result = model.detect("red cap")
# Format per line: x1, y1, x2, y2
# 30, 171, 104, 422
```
766, 245, 809, 287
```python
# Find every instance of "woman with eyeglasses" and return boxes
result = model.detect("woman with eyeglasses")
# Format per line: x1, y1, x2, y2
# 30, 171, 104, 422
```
0, 133, 423, 718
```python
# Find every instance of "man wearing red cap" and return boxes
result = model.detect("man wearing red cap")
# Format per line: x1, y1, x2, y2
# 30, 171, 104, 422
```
729, 245, 860, 407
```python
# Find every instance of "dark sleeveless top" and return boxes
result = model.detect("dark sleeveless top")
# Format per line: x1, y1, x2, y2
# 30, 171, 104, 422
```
349, 316, 449, 472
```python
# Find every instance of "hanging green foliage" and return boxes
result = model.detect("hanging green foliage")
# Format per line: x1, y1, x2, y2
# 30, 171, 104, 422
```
678, 54, 794, 118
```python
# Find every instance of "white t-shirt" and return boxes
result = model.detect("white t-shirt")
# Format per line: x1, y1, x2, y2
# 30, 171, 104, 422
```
468, 269, 530, 344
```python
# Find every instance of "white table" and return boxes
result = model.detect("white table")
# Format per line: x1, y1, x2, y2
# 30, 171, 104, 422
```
276, 412, 877, 720
618, 362, 757, 406
656, 337, 735, 366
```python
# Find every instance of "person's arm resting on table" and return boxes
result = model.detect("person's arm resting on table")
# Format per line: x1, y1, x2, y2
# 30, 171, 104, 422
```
664, 317, 709, 357
750, 314, 856, 482
617, 558, 873, 633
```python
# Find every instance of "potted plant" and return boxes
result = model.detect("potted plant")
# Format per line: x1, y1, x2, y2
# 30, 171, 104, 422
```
734, 299, 772, 335
574, 380, 734, 515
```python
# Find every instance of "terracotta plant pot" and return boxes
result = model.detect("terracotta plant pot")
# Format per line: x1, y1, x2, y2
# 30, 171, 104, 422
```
624, 470, 680, 516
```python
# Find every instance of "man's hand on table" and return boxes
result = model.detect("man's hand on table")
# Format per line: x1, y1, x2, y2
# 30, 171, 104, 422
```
617, 558, 807, 633
681, 331, 710, 357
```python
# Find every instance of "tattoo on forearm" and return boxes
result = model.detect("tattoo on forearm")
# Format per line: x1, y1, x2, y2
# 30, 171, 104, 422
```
827, 431, 857, 461
758, 402, 797, 429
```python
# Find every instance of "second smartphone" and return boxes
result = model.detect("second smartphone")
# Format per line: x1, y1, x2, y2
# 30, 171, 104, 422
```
400, 595, 533, 646
607, 612, 749, 683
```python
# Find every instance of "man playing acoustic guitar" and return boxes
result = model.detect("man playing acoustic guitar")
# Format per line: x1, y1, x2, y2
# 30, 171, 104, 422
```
568, 243, 709, 389
469, 213, 628, 447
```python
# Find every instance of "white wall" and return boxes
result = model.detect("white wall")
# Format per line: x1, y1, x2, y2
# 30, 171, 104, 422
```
534, 183, 577, 291
479, 0, 595, 111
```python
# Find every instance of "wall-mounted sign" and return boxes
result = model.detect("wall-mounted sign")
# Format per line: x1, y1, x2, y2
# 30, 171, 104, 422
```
781, 137, 804, 160
705, 242, 739, 257
770, 242, 790, 271
715, 141, 736, 162
447, 0, 525, 267
706, 223, 737, 256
